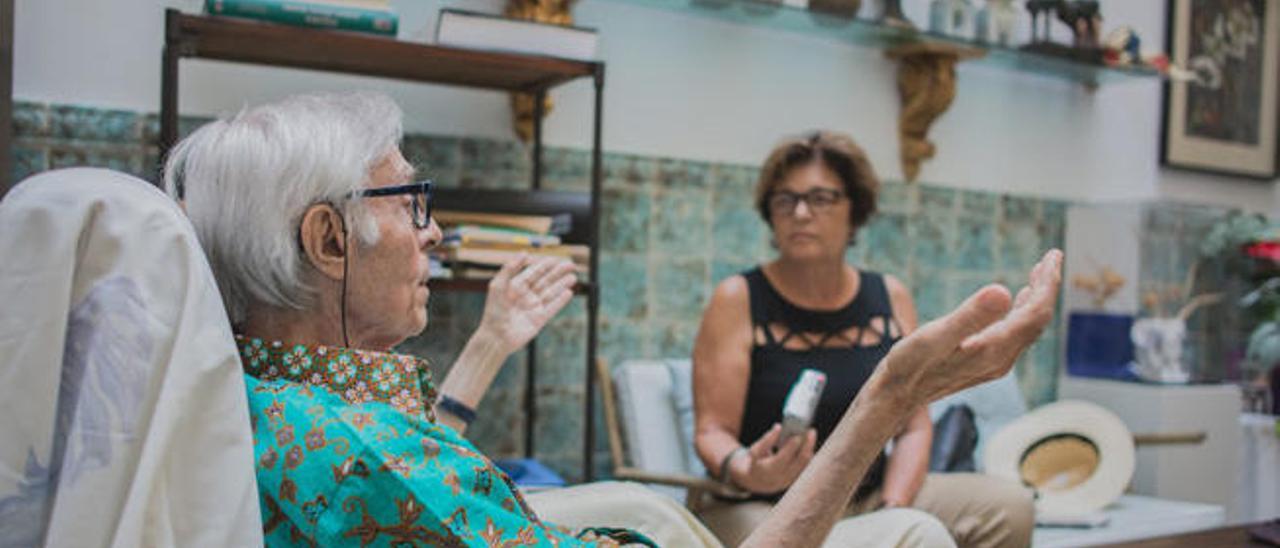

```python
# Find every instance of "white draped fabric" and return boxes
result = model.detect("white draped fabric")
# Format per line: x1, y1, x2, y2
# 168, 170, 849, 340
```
0, 169, 262, 547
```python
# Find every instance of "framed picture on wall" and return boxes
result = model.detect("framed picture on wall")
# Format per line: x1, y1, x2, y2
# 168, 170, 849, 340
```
1161, 0, 1280, 179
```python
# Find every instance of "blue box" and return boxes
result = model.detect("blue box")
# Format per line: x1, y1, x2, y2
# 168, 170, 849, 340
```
1066, 312, 1137, 381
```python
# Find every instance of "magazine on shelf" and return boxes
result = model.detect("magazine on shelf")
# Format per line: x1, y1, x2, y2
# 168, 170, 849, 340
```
435, 9, 598, 61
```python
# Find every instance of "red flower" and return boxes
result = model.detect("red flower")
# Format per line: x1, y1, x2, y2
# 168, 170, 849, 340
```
1245, 241, 1280, 262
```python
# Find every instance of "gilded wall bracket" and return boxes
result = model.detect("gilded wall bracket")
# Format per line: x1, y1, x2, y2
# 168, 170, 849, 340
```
885, 43, 984, 182
505, 0, 579, 142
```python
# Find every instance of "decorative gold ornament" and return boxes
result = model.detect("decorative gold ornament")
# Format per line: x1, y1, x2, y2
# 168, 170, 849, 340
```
1071, 265, 1127, 310
505, 0, 578, 142
885, 43, 983, 182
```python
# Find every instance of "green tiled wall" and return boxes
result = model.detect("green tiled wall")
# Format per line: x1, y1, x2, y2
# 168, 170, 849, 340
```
11, 101, 1070, 481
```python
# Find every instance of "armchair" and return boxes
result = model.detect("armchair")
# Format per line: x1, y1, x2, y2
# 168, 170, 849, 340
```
595, 358, 748, 511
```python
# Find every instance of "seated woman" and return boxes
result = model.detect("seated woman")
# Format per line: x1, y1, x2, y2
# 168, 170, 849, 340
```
692, 131, 1034, 548
164, 92, 1061, 547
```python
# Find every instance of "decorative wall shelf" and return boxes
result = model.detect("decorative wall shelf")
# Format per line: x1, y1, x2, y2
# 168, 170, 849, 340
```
604, 0, 1160, 87
603, 0, 1160, 179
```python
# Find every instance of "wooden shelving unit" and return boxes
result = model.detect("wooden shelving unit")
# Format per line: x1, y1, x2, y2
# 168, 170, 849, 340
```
158, 9, 606, 480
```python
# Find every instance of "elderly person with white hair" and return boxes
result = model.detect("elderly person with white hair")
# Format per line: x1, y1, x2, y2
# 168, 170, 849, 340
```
164, 91, 1063, 547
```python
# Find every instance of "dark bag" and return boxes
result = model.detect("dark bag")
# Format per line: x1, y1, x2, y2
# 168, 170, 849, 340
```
928, 403, 978, 472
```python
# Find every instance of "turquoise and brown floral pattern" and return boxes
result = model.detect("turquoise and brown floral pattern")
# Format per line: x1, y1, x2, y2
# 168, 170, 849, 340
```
240, 339, 648, 546
239, 337, 438, 422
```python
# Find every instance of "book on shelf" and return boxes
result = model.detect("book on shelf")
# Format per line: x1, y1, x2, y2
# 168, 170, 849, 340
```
446, 263, 588, 281
204, 0, 398, 37
441, 242, 589, 268
443, 224, 563, 247
435, 9, 598, 61
433, 210, 571, 236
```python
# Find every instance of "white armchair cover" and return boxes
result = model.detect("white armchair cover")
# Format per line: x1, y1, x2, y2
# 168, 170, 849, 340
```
0, 169, 262, 547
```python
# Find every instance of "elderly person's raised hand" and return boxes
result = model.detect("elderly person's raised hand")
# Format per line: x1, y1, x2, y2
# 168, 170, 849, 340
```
879, 249, 1062, 408
435, 254, 577, 433
478, 255, 578, 354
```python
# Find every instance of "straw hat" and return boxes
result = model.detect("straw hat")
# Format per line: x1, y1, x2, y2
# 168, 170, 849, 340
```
984, 400, 1135, 518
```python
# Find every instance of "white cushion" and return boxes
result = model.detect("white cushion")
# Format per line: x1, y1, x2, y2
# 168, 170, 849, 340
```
663, 359, 705, 477
614, 360, 691, 500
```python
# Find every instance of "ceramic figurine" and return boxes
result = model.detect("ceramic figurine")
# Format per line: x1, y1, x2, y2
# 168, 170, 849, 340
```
1025, 0, 1056, 43
976, 0, 1019, 46
1129, 318, 1191, 384
1056, 0, 1101, 49
929, 0, 975, 37
1101, 25, 1182, 77
1130, 286, 1223, 385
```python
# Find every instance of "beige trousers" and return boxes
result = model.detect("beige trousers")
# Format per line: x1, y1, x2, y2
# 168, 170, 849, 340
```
696, 473, 1033, 548
526, 481, 725, 547
699, 499, 956, 548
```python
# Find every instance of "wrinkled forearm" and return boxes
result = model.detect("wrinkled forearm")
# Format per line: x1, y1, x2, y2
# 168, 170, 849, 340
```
742, 373, 917, 548
434, 327, 511, 434
880, 414, 931, 507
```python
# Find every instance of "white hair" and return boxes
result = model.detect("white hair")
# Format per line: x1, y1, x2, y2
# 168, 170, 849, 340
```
164, 92, 404, 325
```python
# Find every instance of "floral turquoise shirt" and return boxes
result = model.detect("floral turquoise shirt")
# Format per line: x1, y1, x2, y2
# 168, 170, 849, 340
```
238, 337, 649, 547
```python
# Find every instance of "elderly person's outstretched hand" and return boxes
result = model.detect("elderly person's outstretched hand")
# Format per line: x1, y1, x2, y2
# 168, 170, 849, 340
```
880, 248, 1062, 405
479, 255, 578, 354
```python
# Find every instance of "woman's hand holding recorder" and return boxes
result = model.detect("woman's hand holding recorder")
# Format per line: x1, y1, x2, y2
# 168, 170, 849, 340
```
726, 369, 826, 495
727, 423, 816, 495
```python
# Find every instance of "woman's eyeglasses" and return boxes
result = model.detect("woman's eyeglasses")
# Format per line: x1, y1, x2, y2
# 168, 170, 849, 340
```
767, 188, 846, 217
350, 180, 434, 229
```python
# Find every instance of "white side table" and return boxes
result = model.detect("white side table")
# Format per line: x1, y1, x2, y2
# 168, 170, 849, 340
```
1058, 376, 1243, 520
1033, 495, 1225, 547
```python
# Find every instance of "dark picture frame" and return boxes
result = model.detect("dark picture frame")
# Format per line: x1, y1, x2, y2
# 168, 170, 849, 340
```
1161, 0, 1280, 179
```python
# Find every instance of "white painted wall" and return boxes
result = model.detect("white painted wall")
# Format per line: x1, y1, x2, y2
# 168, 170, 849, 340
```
12, 0, 1280, 212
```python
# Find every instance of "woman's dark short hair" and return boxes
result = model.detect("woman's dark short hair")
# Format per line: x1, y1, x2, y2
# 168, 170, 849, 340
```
754, 130, 880, 233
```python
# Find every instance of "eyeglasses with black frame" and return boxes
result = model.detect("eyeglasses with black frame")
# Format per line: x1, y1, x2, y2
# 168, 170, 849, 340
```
767, 188, 846, 217
349, 180, 434, 229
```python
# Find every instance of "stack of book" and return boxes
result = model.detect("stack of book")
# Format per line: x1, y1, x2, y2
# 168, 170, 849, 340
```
204, 0, 398, 37
430, 210, 589, 280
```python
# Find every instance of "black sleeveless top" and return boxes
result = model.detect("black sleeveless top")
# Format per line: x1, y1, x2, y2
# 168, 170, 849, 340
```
738, 267, 902, 500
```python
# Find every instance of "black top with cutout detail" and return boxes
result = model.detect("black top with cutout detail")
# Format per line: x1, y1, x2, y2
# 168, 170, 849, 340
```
737, 267, 903, 500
